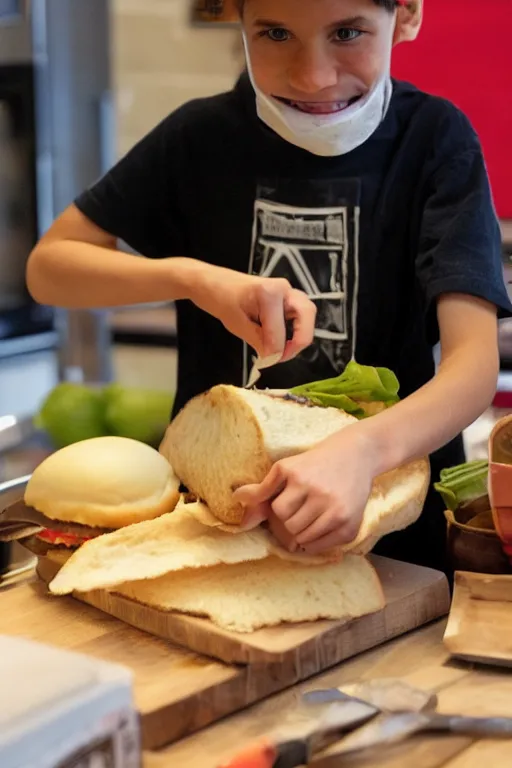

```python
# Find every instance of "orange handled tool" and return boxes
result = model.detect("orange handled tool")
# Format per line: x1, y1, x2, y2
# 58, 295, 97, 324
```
218, 689, 379, 768
219, 739, 304, 768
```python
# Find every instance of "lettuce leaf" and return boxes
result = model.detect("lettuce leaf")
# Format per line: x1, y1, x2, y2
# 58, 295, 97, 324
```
290, 361, 400, 418
434, 460, 489, 511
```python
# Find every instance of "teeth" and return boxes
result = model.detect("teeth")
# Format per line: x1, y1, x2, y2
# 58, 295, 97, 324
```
290, 101, 349, 114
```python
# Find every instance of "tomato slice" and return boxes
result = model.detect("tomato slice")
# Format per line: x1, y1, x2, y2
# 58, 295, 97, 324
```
37, 529, 93, 548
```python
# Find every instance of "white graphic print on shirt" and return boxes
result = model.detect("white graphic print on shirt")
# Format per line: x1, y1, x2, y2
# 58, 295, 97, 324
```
244, 198, 360, 386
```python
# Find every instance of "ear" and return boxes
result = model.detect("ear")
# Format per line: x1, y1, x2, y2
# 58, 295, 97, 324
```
393, 1, 423, 45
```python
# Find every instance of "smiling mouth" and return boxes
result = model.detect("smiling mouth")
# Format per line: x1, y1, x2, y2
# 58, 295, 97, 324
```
276, 95, 362, 114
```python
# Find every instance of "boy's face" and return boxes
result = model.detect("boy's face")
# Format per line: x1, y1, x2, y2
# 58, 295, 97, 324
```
243, 0, 397, 115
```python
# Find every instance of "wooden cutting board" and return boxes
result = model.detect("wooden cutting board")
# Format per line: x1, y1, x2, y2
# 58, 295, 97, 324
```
37, 554, 450, 665
444, 571, 512, 667
0, 556, 450, 751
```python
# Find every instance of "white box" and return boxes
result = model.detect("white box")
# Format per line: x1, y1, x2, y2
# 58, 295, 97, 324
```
0, 635, 141, 768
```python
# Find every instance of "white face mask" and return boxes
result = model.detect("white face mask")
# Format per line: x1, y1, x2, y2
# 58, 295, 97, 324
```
242, 34, 393, 157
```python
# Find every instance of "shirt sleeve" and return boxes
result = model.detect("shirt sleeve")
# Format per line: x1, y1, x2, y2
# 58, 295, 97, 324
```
415, 115, 512, 343
74, 112, 188, 259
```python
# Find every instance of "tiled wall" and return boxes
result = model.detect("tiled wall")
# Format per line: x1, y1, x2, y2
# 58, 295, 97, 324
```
111, 0, 244, 156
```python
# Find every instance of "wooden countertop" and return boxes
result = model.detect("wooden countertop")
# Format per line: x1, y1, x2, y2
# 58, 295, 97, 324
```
2, 570, 512, 766
146, 618, 512, 768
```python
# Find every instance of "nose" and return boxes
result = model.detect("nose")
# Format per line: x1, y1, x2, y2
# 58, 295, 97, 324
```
287, 43, 338, 95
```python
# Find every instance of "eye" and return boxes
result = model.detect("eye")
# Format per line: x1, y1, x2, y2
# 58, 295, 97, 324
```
334, 28, 363, 42
263, 27, 291, 42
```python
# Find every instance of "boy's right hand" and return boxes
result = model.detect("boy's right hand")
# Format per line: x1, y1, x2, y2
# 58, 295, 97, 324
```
191, 265, 317, 363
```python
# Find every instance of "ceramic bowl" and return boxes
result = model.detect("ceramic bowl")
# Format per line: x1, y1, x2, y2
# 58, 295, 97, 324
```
445, 495, 512, 575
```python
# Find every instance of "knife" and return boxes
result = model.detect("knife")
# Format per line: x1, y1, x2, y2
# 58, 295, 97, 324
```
218, 691, 380, 768
317, 709, 512, 759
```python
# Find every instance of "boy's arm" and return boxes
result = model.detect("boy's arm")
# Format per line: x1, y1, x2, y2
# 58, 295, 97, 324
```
26, 204, 212, 308
234, 292, 500, 553
355, 291, 499, 475
26, 204, 316, 363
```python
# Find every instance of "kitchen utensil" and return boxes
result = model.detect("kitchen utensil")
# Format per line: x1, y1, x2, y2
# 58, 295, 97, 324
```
337, 678, 438, 713
218, 691, 380, 768
315, 677, 512, 759
219, 680, 436, 767
319, 710, 512, 758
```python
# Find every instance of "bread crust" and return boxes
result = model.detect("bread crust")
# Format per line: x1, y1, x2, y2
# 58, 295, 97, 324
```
161, 385, 431, 539
25, 436, 181, 528
161, 385, 272, 523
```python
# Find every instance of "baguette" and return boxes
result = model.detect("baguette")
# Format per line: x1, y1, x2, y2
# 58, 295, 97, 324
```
159, 385, 430, 548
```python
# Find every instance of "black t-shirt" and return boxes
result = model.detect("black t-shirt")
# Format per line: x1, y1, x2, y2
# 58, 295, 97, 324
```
75, 74, 512, 572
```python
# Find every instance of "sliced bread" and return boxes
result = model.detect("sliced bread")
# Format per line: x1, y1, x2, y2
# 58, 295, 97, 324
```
47, 499, 336, 596
115, 554, 385, 633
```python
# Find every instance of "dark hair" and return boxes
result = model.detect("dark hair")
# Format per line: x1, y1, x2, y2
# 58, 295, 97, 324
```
209, 0, 400, 15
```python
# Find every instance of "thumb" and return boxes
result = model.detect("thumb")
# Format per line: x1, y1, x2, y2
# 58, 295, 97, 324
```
240, 501, 271, 529
232, 484, 270, 528
232, 464, 285, 508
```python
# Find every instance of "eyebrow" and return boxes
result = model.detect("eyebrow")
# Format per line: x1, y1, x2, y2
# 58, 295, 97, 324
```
253, 15, 371, 28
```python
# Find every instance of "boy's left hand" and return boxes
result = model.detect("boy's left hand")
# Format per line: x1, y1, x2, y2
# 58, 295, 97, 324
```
233, 427, 376, 555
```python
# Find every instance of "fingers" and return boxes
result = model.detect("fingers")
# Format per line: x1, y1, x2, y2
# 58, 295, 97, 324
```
281, 289, 317, 363
255, 280, 289, 359
270, 484, 308, 523
282, 498, 327, 537
252, 280, 316, 361
296, 508, 360, 547
300, 526, 357, 556
267, 512, 299, 552
230, 312, 267, 359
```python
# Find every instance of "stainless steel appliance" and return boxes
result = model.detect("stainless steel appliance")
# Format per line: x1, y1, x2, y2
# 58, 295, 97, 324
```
0, 475, 35, 588
0, 0, 114, 392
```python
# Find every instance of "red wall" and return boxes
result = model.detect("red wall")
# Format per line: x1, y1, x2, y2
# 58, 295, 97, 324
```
391, 0, 512, 219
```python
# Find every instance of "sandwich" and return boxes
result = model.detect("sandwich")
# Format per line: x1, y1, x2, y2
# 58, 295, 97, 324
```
18, 365, 431, 634
20, 435, 181, 557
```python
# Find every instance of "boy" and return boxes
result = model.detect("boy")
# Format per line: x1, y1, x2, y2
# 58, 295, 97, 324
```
27, 0, 511, 572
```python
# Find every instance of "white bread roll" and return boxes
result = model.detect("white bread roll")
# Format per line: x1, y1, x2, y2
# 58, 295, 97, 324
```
25, 436, 180, 528
159, 385, 430, 549
115, 554, 385, 633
